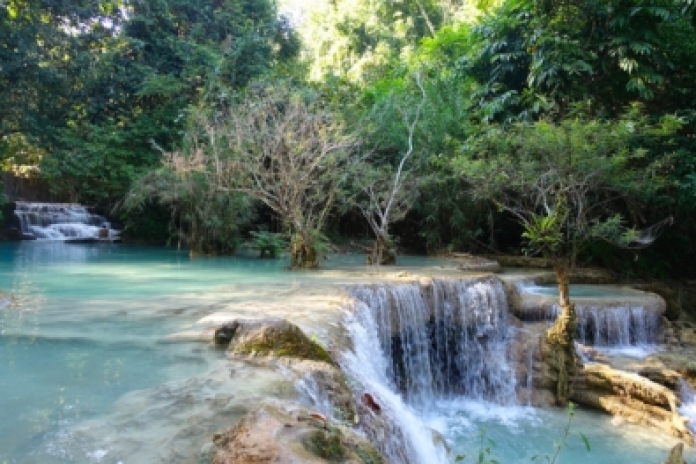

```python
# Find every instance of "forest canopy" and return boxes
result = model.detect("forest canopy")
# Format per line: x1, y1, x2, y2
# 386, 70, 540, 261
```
2, 0, 696, 275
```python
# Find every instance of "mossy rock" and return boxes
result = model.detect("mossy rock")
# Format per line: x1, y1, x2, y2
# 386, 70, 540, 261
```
303, 429, 346, 462
212, 404, 387, 464
353, 442, 385, 464
214, 318, 335, 365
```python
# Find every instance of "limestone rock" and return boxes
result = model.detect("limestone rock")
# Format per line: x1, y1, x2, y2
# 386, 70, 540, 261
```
637, 366, 684, 391
450, 253, 501, 272
214, 318, 335, 365
211, 404, 385, 464
287, 359, 357, 424
632, 282, 681, 321
491, 255, 552, 268
663, 443, 687, 464
652, 352, 696, 387
571, 363, 693, 444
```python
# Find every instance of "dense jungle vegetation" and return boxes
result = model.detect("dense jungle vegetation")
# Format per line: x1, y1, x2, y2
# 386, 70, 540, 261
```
3, 0, 696, 276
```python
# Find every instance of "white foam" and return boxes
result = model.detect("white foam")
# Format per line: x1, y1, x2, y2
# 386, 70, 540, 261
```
86, 449, 109, 461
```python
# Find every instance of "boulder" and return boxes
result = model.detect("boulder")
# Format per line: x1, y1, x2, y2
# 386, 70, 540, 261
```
214, 318, 335, 365
213, 319, 356, 423
570, 363, 693, 444
211, 404, 385, 464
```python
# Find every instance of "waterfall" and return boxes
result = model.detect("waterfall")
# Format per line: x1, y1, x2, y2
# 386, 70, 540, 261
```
575, 305, 661, 347
340, 277, 517, 464
14, 202, 113, 240
515, 283, 664, 349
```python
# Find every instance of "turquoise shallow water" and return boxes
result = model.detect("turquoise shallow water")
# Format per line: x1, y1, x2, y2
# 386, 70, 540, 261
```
432, 399, 694, 464
0, 242, 692, 463
0, 242, 297, 463
521, 283, 647, 298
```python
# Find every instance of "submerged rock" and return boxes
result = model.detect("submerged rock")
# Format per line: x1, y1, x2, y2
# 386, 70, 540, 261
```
211, 403, 385, 464
214, 318, 335, 365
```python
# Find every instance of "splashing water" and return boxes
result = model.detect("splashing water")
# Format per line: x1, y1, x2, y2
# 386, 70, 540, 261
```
341, 278, 516, 464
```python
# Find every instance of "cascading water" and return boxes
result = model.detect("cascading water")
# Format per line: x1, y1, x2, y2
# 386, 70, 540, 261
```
517, 283, 663, 352
575, 305, 661, 347
340, 277, 517, 464
14, 202, 113, 240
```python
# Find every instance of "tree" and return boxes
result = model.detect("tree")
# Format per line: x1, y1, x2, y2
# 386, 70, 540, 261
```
190, 86, 359, 268
466, 0, 696, 121
293, 0, 461, 83
122, 138, 254, 255
38, 0, 298, 207
358, 73, 427, 265
455, 106, 679, 403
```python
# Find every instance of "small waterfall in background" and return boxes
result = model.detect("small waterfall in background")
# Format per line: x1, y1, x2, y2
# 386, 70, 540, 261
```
515, 283, 663, 353
575, 305, 661, 347
543, 304, 662, 356
14, 202, 114, 240
341, 277, 516, 464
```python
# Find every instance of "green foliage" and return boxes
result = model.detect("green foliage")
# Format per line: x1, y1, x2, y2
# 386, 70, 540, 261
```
1, 0, 299, 211
249, 231, 287, 258
466, 0, 696, 119
521, 208, 566, 256
122, 143, 254, 254
293, 0, 488, 84
456, 106, 678, 266
304, 429, 346, 462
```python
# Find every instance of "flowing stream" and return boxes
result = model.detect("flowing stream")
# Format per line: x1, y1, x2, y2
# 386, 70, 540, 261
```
0, 227, 692, 463
342, 278, 693, 464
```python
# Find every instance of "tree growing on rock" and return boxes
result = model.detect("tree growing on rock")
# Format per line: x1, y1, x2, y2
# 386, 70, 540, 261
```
455, 105, 678, 404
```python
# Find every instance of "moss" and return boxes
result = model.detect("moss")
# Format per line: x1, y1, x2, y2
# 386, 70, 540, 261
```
544, 302, 578, 405
303, 429, 346, 462
354, 443, 385, 464
234, 324, 335, 365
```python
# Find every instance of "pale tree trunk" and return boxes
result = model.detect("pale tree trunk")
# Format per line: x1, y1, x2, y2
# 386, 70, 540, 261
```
367, 231, 396, 265
290, 230, 319, 269
545, 263, 578, 405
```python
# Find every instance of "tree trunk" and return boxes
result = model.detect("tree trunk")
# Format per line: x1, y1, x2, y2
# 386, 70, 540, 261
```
367, 234, 397, 265
544, 264, 578, 406
290, 233, 319, 269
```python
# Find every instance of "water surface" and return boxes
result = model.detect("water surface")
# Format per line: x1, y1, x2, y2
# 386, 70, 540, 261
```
1, 242, 691, 464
